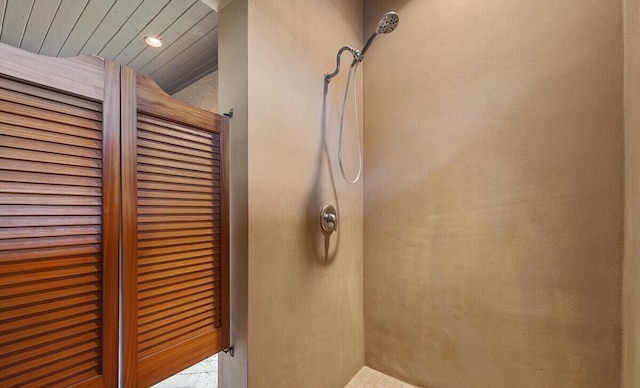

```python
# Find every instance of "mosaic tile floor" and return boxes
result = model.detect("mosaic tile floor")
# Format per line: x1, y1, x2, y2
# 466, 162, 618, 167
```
152, 354, 218, 388
151, 355, 414, 388
345, 366, 417, 388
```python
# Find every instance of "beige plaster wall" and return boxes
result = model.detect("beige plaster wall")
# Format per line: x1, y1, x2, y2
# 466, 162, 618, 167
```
218, 1, 249, 386
246, 0, 364, 386
363, 1, 624, 387
625, 0, 640, 386
172, 70, 219, 113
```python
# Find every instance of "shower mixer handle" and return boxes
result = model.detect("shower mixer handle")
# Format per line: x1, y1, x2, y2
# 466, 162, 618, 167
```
320, 204, 338, 234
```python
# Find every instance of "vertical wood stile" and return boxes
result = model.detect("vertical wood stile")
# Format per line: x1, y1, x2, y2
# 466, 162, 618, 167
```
121, 65, 138, 388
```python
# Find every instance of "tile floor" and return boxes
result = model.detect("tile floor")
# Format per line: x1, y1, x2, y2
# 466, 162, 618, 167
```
151, 355, 414, 388
152, 354, 218, 388
346, 366, 418, 388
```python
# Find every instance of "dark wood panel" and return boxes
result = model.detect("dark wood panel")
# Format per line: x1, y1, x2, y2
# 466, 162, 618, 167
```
138, 241, 217, 258
137, 121, 214, 146
137, 145, 215, 167
0, 205, 101, 217
138, 293, 215, 326
138, 228, 218, 241
0, 180, 102, 195
0, 194, 101, 206
138, 206, 220, 215
0, 111, 101, 139
0, 225, 100, 240
0, 234, 101, 252
0, 293, 99, 323
138, 198, 215, 208
138, 172, 218, 188
138, 268, 215, 291
139, 114, 215, 140
139, 310, 215, 343
138, 220, 218, 232
138, 138, 213, 159
138, 263, 217, 287
0, 77, 102, 112
0, 263, 100, 288
138, 189, 217, 200
0, 170, 101, 187
1, 135, 102, 161
2, 274, 100, 298
140, 301, 214, 336
0, 158, 101, 178
137, 129, 215, 153
138, 331, 222, 388
138, 255, 215, 275
0, 245, 100, 263
0, 302, 99, 332
0, 321, 99, 357
0, 215, 101, 228
1, 310, 100, 345
2, 348, 99, 387
137, 163, 217, 180
138, 155, 219, 173
138, 213, 219, 223
0, 88, 103, 121
1, 147, 101, 169
138, 321, 215, 358
0, 43, 104, 101
137, 234, 218, 249
0, 100, 101, 131
0, 123, 102, 149
0, 254, 100, 275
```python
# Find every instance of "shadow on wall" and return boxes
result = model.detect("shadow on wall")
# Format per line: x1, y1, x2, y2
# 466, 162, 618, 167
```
305, 81, 342, 263
364, 52, 622, 386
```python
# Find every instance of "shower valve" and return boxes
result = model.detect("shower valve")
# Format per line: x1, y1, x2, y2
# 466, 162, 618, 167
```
320, 204, 338, 234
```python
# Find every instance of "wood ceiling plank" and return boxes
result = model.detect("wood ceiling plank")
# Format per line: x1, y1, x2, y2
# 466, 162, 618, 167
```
19, 0, 61, 53
78, 0, 144, 56
0, 0, 34, 47
113, 0, 196, 65
39, 0, 90, 56
98, 0, 171, 60
0, 1, 6, 39
163, 56, 217, 95
57, 0, 115, 57
160, 49, 217, 94
152, 28, 217, 80
128, 2, 213, 71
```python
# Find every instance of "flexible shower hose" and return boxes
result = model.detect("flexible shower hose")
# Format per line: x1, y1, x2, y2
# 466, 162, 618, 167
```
338, 61, 362, 184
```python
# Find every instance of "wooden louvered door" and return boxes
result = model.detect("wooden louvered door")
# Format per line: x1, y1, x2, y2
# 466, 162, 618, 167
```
122, 69, 229, 387
0, 43, 119, 387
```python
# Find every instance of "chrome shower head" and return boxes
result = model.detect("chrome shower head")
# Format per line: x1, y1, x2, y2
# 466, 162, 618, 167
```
359, 11, 400, 60
324, 11, 399, 83
376, 12, 399, 34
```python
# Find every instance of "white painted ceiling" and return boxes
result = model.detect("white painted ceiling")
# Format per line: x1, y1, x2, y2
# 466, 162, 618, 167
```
0, 0, 218, 94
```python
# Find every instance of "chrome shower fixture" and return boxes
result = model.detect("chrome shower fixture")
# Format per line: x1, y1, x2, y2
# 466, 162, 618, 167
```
324, 11, 399, 83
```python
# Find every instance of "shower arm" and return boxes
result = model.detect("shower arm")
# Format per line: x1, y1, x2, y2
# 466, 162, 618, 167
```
324, 46, 361, 83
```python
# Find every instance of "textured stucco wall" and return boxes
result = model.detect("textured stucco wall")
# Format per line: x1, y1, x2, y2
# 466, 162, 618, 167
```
246, 0, 364, 386
363, 1, 624, 387
625, 0, 640, 386
172, 70, 219, 113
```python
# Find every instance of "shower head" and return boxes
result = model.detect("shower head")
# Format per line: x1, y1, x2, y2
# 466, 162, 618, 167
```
359, 12, 400, 60
376, 12, 400, 34
324, 11, 399, 83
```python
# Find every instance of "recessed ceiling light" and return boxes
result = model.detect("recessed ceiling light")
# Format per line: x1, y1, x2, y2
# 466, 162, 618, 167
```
144, 36, 162, 48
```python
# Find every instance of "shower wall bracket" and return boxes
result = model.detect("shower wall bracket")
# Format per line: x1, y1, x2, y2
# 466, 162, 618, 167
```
324, 46, 360, 83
